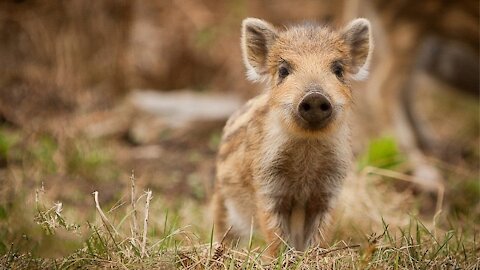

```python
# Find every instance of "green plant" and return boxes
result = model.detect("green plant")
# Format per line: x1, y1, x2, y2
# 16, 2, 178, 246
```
358, 136, 405, 170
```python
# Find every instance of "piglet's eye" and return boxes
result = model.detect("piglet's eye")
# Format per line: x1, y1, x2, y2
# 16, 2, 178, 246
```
279, 66, 290, 79
331, 61, 344, 78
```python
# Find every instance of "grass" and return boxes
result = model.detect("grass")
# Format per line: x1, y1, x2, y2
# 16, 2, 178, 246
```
0, 128, 478, 269
1, 171, 478, 269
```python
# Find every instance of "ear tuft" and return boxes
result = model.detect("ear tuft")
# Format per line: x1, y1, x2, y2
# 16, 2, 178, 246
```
241, 18, 277, 82
351, 66, 369, 81
342, 18, 373, 81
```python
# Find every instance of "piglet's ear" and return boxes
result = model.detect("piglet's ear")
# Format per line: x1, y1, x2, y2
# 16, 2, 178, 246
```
342, 18, 373, 81
241, 18, 278, 82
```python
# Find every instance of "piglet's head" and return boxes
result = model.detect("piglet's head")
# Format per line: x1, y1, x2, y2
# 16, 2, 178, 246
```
241, 18, 373, 136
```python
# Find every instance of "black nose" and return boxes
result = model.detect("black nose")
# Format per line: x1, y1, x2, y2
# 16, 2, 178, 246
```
298, 92, 333, 127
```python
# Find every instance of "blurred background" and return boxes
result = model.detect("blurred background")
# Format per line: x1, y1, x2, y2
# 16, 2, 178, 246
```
0, 0, 478, 258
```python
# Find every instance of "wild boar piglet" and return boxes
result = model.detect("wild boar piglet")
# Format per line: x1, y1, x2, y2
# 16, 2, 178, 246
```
212, 17, 373, 255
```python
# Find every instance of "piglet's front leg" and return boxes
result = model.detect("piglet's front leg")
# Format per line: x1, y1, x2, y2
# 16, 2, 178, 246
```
302, 196, 332, 248
255, 197, 291, 257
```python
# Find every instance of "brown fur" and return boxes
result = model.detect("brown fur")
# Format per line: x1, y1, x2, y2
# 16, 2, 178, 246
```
212, 18, 373, 256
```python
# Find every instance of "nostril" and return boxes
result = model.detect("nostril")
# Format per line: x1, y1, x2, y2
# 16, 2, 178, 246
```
320, 102, 331, 111
301, 103, 311, 112
298, 92, 333, 125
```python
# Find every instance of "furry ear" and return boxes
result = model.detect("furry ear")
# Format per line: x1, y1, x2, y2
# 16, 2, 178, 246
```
342, 18, 373, 81
241, 18, 278, 81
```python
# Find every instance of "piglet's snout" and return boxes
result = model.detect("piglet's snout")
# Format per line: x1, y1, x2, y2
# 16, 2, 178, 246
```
298, 92, 333, 127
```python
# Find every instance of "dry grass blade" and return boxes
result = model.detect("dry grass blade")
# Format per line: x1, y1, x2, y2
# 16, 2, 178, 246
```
142, 189, 153, 258
316, 244, 360, 257
93, 191, 119, 236
130, 170, 139, 240
220, 226, 232, 245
